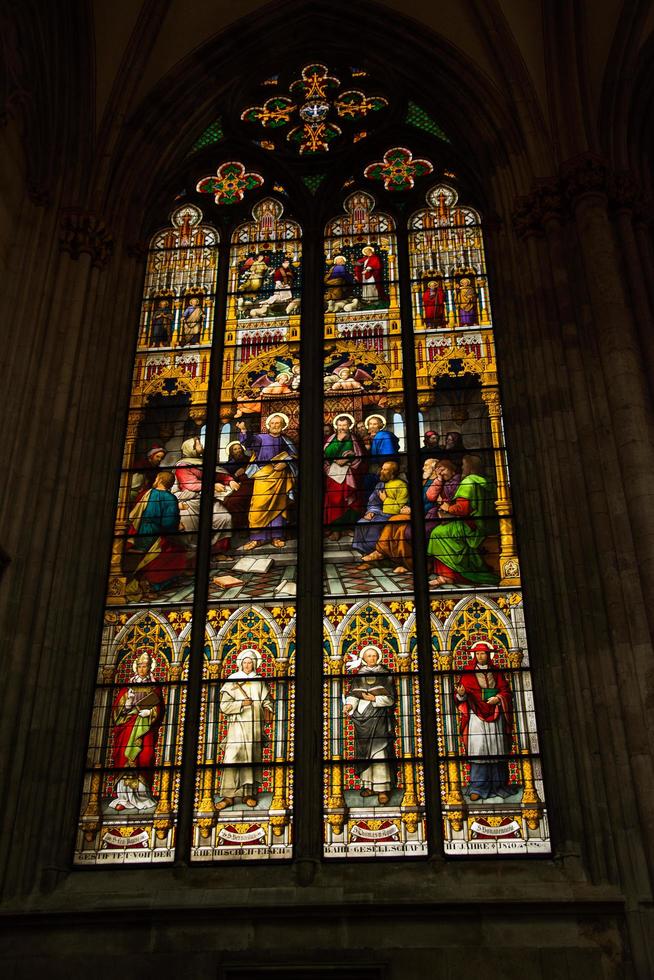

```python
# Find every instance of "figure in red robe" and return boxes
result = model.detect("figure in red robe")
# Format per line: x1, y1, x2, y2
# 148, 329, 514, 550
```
422, 278, 446, 327
109, 650, 165, 812
455, 641, 514, 801
354, 246, 385, 306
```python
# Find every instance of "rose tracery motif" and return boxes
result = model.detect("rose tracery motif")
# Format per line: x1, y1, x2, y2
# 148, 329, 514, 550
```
364, 147, 434, 192
196, 161, 264, 205
241, 64, 388, 155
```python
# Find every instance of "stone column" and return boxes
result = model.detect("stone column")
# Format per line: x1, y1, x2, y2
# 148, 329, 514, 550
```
522, 173, 654, 952
561, 154, 654, 633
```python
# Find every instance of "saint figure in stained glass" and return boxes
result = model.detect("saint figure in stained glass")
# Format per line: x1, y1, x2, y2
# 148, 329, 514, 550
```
427, 454, 499, 588
323, 413, 365, 539
343, 645, 396, 805
109, 650, 165, 812
237, 412, 297, 552
127, 471, 189, 599
454, 640, 513, 802
216, 648, 275, 810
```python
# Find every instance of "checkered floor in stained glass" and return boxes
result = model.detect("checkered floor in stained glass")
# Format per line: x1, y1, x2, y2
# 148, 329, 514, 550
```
208, 541, 297, 601
323, 538, 413, 596
123, 535, 491, 605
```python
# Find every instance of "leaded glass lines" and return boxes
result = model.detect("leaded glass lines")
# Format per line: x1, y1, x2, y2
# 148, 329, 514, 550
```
77, 175, 551, 864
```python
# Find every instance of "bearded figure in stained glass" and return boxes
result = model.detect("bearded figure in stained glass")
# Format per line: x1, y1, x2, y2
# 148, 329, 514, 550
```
180, 295, 204, 345
126, 470, 188, 597
109, 651, 165, 812
217, 648, 274, 810
422, 278, 446, 328
323, 413, 365, 539
352, 460, 408, 558
427, 454, 499, 587
344, 645, 396, 805
174, 435, 234, 552
455, 641, 514, 801
456, 275, 478, 327
237, 412, 297, 550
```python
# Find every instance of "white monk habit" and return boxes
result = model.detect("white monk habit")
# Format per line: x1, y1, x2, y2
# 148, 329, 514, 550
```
219, 649, 274, 801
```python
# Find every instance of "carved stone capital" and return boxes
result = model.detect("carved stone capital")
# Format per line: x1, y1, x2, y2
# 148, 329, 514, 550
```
59, 208, 114, 269
561, 153, 611, 205
513, 176, 578, 238
534, 177, 565, 224
512, 191, 544, 239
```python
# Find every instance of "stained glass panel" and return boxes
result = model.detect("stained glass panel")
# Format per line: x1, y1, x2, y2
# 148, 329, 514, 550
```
323, 600, 426, 856
192, 602, 295, 859
81, 84, 554, 865
75, 205, 219, 864
409, 184, 550, 854
75, 606, 191, 863
322, 193, 427, 856
242, 64, 388, 155
208, 199, 301, 606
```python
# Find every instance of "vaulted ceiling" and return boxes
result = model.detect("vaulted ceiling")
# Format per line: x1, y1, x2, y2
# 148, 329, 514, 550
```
91, 0, 646, 159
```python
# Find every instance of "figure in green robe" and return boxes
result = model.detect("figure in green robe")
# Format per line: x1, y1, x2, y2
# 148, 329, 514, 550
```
427, 454, 499, 587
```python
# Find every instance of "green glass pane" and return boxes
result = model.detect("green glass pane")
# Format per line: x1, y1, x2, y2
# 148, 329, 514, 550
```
189, 118, 224, 155
302, 174, 326, 194
406, 101, 449, 143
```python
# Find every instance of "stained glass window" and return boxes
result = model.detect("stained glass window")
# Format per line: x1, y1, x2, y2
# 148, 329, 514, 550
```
409, 184, 549, 853
76, 204, 218, 863
322, 192, 426, 856
191, 197, 301, 858
77, 64, 551, 866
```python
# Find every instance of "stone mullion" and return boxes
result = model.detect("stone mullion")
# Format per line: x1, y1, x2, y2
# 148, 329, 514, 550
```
538, 203, 654, 891
395, 221, 443, 859
293, 212, 323, 873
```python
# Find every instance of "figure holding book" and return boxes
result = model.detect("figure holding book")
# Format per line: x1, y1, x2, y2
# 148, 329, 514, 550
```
109, 651, 164, 812
344, 645, 396, 805
455, 640, 513, 801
